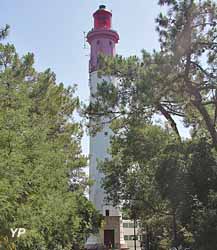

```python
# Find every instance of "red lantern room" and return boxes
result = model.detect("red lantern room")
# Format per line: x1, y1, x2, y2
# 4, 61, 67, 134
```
87, 5, 119, 73
94, 5, 112, 30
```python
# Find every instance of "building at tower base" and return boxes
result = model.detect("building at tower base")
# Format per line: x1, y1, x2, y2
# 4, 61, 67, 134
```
85, 215, 127, 250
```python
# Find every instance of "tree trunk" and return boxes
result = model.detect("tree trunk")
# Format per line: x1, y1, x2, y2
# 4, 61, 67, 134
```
172, 210, 178, 248
157, 104, 181, 140
146, 225, 150, 250
192, 99, 217, 150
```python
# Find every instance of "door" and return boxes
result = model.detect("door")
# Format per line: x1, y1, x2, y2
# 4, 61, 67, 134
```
104, 229, 115, 248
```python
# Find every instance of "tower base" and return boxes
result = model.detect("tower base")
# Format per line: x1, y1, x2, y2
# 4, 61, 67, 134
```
85, 216, 129, 250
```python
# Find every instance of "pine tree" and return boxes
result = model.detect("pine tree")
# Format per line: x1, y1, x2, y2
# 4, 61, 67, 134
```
0, 33, 100, 250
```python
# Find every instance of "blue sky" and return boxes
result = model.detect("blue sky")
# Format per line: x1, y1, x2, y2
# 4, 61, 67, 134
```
1, 1, 187, 155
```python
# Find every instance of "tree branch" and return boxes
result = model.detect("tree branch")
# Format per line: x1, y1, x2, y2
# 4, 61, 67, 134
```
157, 104, 181, 139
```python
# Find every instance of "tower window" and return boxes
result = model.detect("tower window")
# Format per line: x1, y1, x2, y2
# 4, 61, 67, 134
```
105, 210, 110, 216
124, 235, 129, 241
97, 40, 100, 45
109, 41, 112, 46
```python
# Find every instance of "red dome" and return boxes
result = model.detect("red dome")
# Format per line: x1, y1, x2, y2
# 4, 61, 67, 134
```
93, 5, 112, 30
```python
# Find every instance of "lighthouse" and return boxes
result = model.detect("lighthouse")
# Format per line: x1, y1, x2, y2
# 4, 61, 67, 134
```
85, 5, 128, 250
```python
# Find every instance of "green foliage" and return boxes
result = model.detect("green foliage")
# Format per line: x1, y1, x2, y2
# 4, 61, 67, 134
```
99, 118, 217, 249
99, 123, 176, 249
191, 191, 217, 250
0, 39, 100, 249
0, 25, 9, 40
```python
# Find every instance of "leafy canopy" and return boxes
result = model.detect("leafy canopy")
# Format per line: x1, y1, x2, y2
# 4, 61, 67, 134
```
0, 32, 100, 250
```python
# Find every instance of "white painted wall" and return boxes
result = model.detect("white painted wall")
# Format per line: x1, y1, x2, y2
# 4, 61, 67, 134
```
89, 71, 120, 216
123, 220, 142, 250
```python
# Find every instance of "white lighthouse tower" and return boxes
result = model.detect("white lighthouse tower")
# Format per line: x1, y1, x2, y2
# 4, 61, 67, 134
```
85, 5, 128, 250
